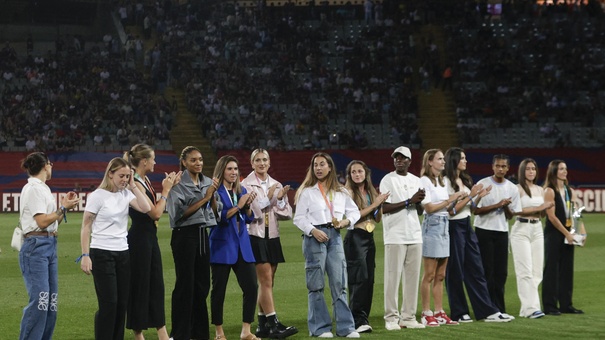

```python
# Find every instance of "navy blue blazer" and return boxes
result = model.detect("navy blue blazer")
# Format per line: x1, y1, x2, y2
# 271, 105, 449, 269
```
209, 184, 256, 264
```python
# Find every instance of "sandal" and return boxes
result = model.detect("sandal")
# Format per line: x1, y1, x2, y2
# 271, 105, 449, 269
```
215, 335, 227, 340
240, 334, 260, 340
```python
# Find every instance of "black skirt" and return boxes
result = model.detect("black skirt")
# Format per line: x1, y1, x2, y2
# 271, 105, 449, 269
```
250, 235, 285, 264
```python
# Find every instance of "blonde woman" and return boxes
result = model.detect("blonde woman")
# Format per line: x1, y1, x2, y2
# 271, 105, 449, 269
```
418, 149, 465, 327
125, 144, 181, 339
241, 149, 297, 339
293, 152, 361, 338
80, 157, 151, 340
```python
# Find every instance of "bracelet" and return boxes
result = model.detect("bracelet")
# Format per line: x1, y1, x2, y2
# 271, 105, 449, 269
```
451, 207, 457, 215
60, 206, 67, 223
159, 195, 168, 201
75, 253, 89, 263
405, 199, 410, 208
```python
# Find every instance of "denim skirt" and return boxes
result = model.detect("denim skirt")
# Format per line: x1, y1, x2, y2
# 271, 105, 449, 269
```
421, 214, 450, 258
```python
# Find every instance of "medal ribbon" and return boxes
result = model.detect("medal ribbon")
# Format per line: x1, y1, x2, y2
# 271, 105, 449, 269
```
564, 186, 572, 227
318, 183, 334, 219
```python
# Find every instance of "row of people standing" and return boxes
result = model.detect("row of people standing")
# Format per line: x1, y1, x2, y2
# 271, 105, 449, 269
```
17, 145, 586, 339
376, 146, 586, 334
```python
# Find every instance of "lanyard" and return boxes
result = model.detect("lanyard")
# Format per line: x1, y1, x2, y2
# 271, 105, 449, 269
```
227, 189, 242, 222
318, 183, 334, 218
255, 174, 271, 228
134, 173, 156, 201
563, 185, 572, 227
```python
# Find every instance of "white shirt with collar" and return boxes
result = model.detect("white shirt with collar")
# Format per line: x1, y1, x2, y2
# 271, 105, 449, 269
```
20, 177, 58, 234
293, 183, 360, 237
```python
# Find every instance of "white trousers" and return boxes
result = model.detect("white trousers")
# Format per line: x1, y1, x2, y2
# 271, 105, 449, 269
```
383, 243, 422, 323
510, 221, 544, 317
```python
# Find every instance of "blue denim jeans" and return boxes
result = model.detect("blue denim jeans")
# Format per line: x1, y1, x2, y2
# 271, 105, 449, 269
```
303, 227, 355, 337
19, 236, 58, 340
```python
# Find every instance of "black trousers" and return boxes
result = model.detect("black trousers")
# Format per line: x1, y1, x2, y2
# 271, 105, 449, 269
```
170, 226, 211, 340
90, 248, 130, 340
542, 226, 575, 312
475, 228, 509, 313
343, 229, 375, 328
446, 218, 499, 320
211, 252, 258, 325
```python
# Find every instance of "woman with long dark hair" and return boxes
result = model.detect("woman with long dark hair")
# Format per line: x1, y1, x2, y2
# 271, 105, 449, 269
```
343, 160, 389, 333
293, 152, 361, 338
210, 155, 259, 340
18, 152, 79, 340
443, 147, 511, 323
510, 159, 552, 319
542, 160, 586, 315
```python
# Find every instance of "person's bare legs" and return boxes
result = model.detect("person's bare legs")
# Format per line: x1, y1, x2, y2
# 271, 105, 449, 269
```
157, 325, 169, 340
433, 258, 449, 311
421, 257, 438, 312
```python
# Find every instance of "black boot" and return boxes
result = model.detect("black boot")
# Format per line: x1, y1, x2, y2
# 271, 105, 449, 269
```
255, 315, 269, 338
266, 314, 299, 339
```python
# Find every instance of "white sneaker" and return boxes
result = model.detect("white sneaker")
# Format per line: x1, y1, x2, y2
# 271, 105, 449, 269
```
399, 319, 426, 329
385, 321, 401, 331
485, 312, 512, 323
501, 313, 516, 320
458, 314, 473, 323
356, 324, 372, 333
318, 331, 334, 338
345, 331, 360, 338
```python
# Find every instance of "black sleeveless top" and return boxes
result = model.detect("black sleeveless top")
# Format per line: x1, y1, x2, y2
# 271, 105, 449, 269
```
129, 177, 155, 229
544, 185, 570, 234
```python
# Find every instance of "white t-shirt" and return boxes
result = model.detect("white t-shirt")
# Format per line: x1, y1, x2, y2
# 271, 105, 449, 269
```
444, 177, 472, 220
379, 171, 425, 245
474, 176, 521, 232
86, 188, 135, 251
420, 176, 449, 217
20, 177, 58, 234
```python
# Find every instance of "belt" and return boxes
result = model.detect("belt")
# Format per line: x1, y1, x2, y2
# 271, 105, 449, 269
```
314, 223, 334, 229
517, 217, 539, 224
25, 231, 58, 238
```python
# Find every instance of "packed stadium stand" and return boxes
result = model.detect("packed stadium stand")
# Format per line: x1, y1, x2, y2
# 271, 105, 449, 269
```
1, 0, 604, 194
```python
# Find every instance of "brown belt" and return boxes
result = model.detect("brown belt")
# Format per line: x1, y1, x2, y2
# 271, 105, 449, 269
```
24, 231, 58, 238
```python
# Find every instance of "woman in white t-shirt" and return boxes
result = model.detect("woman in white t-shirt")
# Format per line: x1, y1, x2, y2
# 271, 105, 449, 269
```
418, 149, 465, 327
511, 158, 553, 319
79, 157, 151, 340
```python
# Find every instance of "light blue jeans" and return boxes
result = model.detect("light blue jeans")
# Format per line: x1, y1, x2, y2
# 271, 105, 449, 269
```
19, 236, 58, 340
303, 227, 355, 337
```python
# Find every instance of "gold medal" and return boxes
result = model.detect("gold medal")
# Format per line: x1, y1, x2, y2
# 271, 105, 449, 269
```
332, 217, 339, 228
265, 213, 270, 227
565, 218, 572, 227
365, 221, 375, 233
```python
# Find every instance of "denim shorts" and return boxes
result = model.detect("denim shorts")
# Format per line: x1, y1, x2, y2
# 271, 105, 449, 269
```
421, 214, 450, 258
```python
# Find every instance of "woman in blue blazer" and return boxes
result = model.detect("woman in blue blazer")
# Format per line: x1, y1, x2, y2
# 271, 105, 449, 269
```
210, 155, 259, 340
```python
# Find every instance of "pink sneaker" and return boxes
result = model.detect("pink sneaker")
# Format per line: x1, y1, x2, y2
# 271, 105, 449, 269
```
421, 312, 440, 327
435, 311, 459, 326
